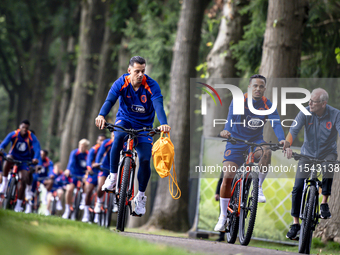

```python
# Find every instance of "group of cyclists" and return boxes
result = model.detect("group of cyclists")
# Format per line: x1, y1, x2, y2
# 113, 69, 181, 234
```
0, 56, 171, 224
214, 74, 340, 241
0, 56, 338, 242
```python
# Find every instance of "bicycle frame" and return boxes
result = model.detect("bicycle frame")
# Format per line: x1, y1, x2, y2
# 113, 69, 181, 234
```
228, 144, 259, 216
115, 135, 137, 214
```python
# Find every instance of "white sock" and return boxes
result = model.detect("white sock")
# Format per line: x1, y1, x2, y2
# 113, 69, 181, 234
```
137, 191, 145, 198
16, 199, 23, 207
220, 198, 230, 219
97, 196, 103, 203
259, 172, 267, 188
25, 185, 32, 198
65, 204, 70, 211
84, 206, 89, 216
110, 173, 117, 180
82, 193, 86, 201
2, 176, 8, 186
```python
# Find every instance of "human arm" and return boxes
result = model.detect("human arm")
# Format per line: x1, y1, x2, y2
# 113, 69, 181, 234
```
31, 134, 41, 164
0, 131, 14, 153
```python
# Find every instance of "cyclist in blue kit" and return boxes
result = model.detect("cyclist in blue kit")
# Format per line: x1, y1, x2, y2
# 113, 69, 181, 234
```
95, 56, 170, 216
62, 139, 89, 219
0, 120, 41, 212
214, 75, 290, 232
81, 134, 106, 223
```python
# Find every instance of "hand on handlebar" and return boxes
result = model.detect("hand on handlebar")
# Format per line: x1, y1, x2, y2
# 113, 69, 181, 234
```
284, 148, 293, 159
32, 158, 39, 165
220, 130, 231, 138
279, 140, 290, 151
158, 125, 171, 133
95, 115, 106, 130
64, 169, 70, 177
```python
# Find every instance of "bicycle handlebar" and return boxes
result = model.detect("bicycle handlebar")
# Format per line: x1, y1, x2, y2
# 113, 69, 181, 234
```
291, 152, 340, 164
4, 157, 35, 166
104, 122, 161, 137
222, 137, 283, 151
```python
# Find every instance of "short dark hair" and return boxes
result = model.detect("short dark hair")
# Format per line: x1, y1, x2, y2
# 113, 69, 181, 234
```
98, 134, 106, 139
129, 56, 146, 67
20, 119, 30, 126
249, 74, 266, 85
42, 149, 49, 156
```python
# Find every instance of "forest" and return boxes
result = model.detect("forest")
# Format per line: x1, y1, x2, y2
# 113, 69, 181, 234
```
0, 0, 340, 241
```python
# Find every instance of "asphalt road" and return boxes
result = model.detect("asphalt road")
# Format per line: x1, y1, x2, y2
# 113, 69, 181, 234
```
121, 232, 296, 255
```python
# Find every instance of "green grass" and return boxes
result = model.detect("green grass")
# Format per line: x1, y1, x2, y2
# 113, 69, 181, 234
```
0, 210, 194, 255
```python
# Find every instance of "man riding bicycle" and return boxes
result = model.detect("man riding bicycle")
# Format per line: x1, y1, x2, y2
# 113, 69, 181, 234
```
214, 75, 290, 232
284, 88, 340, 240
62, 139, 89, 219
95, 56, 170, 216
0, 120, 41, 212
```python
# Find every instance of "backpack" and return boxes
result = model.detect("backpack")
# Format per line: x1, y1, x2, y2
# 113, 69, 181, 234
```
152, 132, 181, 199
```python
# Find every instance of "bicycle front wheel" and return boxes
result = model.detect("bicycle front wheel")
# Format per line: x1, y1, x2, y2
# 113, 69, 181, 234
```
299, 185, 317, 254
226, 173, 241, 244
239, 171, 258, 246
116, 157, 131, 232
3, 179, 16, 210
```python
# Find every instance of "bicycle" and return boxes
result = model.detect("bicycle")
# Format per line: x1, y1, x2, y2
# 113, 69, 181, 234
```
96, 168, 117, 228
290, 152, 339, 254
104, 122, 161, 232
2, 157, 34, 210
69, 175, 85, 221
223, 137, 283, 246
31, 176, 47, 214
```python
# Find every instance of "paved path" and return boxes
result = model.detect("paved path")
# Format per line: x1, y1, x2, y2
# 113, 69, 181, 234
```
121, 232, 296, 255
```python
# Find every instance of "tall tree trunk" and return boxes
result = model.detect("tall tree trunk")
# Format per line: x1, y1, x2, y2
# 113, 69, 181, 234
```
260, 0, 308, 143
314, 138, 340, 242
58, 36, 76, 137
29, 28, 54, 138
118, 38, 130, 75
203, 0, 249, 137
46, 38, 66, 151
88, 2, 120, 144
146, 0, 211, 232
60, 0, 106, 169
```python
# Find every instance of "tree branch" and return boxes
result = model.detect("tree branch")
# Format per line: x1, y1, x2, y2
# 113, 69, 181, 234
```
308, 18, 340, 28
0, 45, 18, 88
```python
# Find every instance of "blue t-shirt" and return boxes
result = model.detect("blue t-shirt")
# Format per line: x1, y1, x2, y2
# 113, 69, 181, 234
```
224, 93, 285, 142
0, 129, 41, 161
86, 144, 101, 174
95, 138, 113, 171
39, 157, 54, 178
66, 149, 88, 176
100, 74, 165, 127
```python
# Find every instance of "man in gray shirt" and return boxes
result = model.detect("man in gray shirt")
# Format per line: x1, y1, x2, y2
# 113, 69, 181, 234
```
285, 88, 340, 240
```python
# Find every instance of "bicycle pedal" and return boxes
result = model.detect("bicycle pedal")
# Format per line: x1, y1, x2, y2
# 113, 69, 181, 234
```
131, 211, 142, 217
104, 188, 115, 193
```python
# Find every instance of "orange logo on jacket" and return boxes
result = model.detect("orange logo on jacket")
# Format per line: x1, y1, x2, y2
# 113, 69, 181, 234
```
141, 95, 147, 103
326, 122, 332, 130
225, 150, 231, 157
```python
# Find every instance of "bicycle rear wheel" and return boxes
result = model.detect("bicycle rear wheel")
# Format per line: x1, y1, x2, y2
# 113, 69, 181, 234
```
226, 173, 241, 244
51, 197, 57, 215
72, 190, 82, 221
239, 171, 258, 246
299, 185, 317, 254
105, 192, 114, 228
116, 157, 131, 232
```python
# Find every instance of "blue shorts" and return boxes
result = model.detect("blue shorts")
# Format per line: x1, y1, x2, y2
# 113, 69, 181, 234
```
98, 168, 110, 178
223, 139, 266, 166
71, 175, 84, 186
115, 119, 153, 144
86, 174, 98, 186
